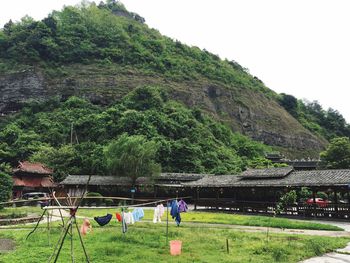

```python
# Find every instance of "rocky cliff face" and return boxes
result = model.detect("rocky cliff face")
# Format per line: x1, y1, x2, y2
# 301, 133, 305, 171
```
0, 67, 326, 156
0, 70, 48, 113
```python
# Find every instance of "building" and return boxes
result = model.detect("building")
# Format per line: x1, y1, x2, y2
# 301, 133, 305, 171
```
59, 167, 350, 218
12, 161, 55, 199
265, 153, 320, 170
59, 173, 206, 198
184, 167, 350, 218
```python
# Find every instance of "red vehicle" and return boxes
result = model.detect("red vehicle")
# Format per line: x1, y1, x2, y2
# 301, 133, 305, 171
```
306, 198, 329, 207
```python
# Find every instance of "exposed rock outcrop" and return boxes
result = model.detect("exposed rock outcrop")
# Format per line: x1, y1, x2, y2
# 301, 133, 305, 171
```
0, 67, 326, 156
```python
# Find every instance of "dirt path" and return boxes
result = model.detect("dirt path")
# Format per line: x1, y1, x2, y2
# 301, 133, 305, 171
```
300, 243, 350, 263
178, 221, 350, 237
0, 239, 15, 252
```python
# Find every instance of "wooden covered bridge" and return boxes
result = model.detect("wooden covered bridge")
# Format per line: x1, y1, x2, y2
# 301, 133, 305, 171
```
60, 167, 350, 219
184, 167, 350, 219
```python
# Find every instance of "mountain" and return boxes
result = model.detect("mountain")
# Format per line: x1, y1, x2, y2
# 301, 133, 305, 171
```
0, 1, 330, 157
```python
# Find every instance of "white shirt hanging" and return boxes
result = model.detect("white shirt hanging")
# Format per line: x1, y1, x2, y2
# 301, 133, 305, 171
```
124, 212, 135, 224
153, 204, 165, 223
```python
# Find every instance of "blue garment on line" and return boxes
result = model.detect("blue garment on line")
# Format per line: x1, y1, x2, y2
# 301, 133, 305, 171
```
94, 214, 112, 226
132, 208, 144, 222
170, 200, 181, 226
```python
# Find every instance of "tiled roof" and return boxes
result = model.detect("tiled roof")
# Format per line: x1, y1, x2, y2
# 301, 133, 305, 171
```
60, 169, 350, 188
184, 169, 350, 188
60, 173, 205, 186
241, 166, 293, 179
13, 176, 55, 187
60, 175, 134, 186
157, 173, 206, 181
13, 161, 53, 175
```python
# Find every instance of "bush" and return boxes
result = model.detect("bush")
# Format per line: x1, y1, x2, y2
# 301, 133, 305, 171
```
104, 198, 114, 206
0, 171, 12, 209
276, 190, 297, 214
85, 192, 103, 206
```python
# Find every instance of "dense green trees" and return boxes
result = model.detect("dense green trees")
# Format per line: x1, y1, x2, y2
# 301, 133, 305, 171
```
0, 1, 273, 96
0, 86, 272, 181
278, 94, 350, 140
0, 164, 12, 207
320, 137, 350, 169
104, 134, 160, 184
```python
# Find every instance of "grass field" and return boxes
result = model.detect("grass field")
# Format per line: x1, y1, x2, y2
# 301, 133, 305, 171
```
0, 207, 348, 262
0, 207, 42, 220
0, 206, 343, 231
0, 221, 348, 263
75, 208, 343, 231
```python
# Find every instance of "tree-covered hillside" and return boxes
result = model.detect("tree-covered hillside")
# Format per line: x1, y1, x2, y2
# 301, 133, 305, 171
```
0, 0, 272, 97
0, 0, 340, 157
278, 93, 350, 140
0, 87, 273, 181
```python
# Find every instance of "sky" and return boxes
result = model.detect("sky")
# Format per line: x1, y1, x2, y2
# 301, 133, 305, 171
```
1, 0, 349, 122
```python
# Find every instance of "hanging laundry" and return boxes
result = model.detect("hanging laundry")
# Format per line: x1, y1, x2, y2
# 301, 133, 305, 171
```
123, 211, 135, 224
94, 213, 112, 226
153, 206, 161, 223
153, 204, 165, 223
80, 218, 92, 236
121, 211, 127, 233
178, 200, 188, 213
158, 204, 165, 217
170, 200, 181, 226
132, 208, 144, 222
116, 212, 122, 222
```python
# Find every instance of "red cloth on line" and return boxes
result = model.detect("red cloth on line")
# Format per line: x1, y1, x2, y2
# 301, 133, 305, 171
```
116, 213, 122, 222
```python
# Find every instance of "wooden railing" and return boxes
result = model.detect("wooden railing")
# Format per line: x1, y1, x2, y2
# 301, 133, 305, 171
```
194, 198, 350, 219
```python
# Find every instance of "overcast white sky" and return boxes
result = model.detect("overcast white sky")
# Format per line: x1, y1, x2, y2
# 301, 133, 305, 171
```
1, 0, 349, 122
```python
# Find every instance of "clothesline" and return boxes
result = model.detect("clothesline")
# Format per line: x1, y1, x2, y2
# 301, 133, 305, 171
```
42, 196, 192, 210
0, 196, 191, 206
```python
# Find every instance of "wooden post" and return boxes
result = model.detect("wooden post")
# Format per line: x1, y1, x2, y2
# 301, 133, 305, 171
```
153, 185, 158, 198
347, 190, 350, 218
296, 188, 300, 216
334, 189, 338, 218
166, 202, 169, 245
312, 189, 317, 218
47, 210, 50, 246
70, 218, 74, 262
226, 238, 229, 254
194, 187, 199, 210
216, 190, 219, 210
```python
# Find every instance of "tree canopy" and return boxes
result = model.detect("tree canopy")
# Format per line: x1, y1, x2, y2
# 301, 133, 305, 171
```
0, 86, 272, 181
104, 133, 160, 184
278, 94, 350, 141
0, 164, 12, 207
320, 137, 350, 169
0, 1, 273, 97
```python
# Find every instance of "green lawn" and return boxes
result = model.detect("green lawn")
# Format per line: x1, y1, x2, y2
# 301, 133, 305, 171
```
0, 207, 42, 219
75, 208, 343, 231
0, 222, 348, 263
0, 207, 343, 231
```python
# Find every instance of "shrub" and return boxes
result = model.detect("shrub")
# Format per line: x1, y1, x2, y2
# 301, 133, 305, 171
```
85, 192, 103, 206
276, 190, 297, 214
104, 198, 114, 206
0, 171, 13, 209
